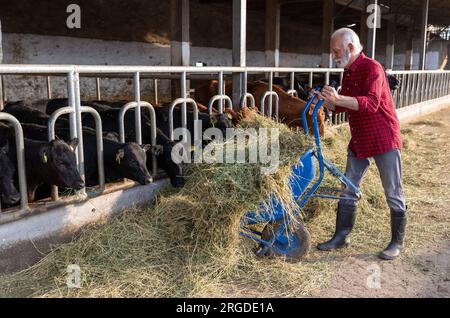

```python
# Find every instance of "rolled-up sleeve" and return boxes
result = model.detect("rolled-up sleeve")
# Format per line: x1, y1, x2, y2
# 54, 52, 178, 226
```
355, 64, 384, 114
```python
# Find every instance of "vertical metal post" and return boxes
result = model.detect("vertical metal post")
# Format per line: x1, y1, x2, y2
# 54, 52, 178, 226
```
134, 72, 142, 145
47, 76, 52, 100
366, 0, 378, 59
67, 72, 78, 154
154, 79, 158, 105
290, 72, 295, 92
325, 72, 330, 85
96, 77, 101, 100
309, 72, 313, 88
181, 71, 187, 141
232, 0, 247, 110
419, 0, 429, 70
74, 73, 85, 194
0, 75, 3, 110
268, 71, 273, 117
218, 71, 224, 113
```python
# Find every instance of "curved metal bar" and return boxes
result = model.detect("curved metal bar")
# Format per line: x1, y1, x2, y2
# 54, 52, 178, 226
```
80, 106, 105, 191
288, 72, 298, 97
287, 89, 298, 97
0, 113, 28, 211
169, 97, 199, 141
49, 106, 105, 194
134, 72, 142, 145
301, 95, 317, 135
208, 94, 233, 114
48, 106, 74, 201
240, 92, 255, 109
261, 91, 279, 120
119, 101, 158, 176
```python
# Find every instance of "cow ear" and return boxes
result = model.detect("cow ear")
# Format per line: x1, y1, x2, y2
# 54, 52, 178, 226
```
116, 149, 125, 164
68, 138, 79, 152
141, 144, 152, 153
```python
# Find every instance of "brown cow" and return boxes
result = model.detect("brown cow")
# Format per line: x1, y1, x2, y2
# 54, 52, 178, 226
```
194, 80, 325, 136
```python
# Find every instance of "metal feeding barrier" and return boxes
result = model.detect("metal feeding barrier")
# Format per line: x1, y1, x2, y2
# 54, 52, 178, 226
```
0, 64, 449, 225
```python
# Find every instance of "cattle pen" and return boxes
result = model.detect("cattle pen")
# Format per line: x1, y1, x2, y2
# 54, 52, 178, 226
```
0, 0, 450, 299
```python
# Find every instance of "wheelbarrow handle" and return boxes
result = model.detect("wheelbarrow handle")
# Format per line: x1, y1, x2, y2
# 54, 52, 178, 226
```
301, 94, 316, 135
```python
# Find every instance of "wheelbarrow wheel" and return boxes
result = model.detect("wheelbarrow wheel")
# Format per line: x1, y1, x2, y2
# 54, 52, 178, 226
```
260, 220, 311, 262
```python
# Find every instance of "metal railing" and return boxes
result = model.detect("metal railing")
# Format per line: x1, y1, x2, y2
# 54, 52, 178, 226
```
1, 64, 450, 224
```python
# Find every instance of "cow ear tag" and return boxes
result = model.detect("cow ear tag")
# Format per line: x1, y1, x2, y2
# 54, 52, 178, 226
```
227, 113, 232, 120
116, 149, 125, 164
42, 152, 48, 164
190, 145, 196, 152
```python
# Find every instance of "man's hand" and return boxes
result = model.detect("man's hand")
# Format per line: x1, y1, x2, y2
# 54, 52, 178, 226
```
309, 88, 335, 111
321, 85, 340, 106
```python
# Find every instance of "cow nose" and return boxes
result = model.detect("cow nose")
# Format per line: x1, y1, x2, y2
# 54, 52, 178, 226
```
174, 175, 185, 187
74, 181, 85, 190
2, 193, 20, 206
144, 176, 153, 184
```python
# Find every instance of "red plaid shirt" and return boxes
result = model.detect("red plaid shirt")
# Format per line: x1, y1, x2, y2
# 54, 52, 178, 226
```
334, 52, 403, 158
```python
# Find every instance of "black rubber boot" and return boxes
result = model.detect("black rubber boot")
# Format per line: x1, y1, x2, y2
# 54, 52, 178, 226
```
378, 209, 407, 260
317, 203, 356, 251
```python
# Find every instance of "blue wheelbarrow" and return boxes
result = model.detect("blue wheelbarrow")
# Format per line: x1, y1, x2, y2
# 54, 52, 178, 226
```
239, 94, 361, 262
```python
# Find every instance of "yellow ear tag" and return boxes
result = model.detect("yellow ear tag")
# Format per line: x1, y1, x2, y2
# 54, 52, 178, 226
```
191, 145, 196, 152
43, 153, 48, 164
227, 113, 233, 120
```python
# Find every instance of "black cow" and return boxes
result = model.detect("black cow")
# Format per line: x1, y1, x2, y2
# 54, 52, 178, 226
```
155, 105, 233, 146
3, 101, 71, 129
0, 125, 21, 208
20, 123, 154, 187
0, 123, 84, 202
79, 101, 185, 188
45, 99, 186, 187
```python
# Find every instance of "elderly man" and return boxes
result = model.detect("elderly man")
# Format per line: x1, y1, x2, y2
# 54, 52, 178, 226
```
315, 28, 407, 260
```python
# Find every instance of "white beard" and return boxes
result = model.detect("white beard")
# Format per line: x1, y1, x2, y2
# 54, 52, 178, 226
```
334, 48, 351, 68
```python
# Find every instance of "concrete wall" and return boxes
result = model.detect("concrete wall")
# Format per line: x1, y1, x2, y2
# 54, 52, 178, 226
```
0, 33, 323, 103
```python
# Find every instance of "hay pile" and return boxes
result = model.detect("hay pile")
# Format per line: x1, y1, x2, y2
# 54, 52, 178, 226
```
1, 111, 447, 298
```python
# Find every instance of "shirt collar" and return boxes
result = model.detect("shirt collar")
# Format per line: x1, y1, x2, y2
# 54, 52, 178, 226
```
345, 52, 366, 73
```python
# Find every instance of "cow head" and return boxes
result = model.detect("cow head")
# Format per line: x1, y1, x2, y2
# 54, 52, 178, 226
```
0, 140, 21, 207
209, 113, 233, 139
159, 140, 185, 188
115, 143, 153, 185
41, 139, 85, 190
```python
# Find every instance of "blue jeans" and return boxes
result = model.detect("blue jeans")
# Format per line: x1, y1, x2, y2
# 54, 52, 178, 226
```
340, 149, 407, 212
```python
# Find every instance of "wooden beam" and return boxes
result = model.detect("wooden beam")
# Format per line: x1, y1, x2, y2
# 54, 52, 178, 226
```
405, 22, 414, 70
265, 0, 280, 67
386, 16, 396, 69
322, 0, 334, 68
170, 0, 190, 98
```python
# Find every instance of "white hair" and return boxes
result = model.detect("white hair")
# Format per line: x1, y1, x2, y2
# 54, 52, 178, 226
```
331, 28, 363, 53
